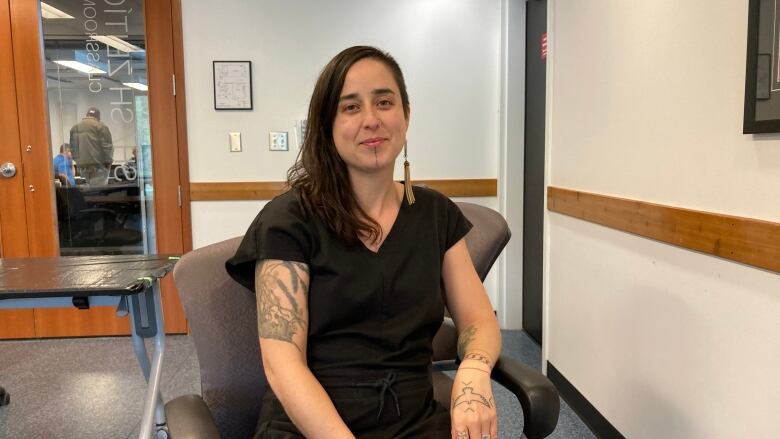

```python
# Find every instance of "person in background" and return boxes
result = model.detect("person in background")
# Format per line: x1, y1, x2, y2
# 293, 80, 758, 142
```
52, 143, 76, 186
69, 107, 113, 186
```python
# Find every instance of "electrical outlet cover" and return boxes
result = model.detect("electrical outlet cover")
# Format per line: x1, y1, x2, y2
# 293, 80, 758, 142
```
269, 131, 289, 151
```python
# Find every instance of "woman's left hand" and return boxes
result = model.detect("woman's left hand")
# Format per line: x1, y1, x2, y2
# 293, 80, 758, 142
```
450, 365, 497, 439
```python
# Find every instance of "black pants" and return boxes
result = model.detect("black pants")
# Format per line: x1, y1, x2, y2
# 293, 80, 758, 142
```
255, 370, 451, 439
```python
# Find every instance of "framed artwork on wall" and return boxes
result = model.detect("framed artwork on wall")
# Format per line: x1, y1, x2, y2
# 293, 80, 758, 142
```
744, 0, 780, 133
213, 61, 253, 110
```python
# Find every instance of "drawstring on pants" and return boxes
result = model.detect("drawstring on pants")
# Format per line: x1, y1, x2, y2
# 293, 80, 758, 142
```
356, 372, 401, 419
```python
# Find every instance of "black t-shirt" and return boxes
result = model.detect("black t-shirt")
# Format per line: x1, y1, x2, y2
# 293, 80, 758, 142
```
225, 185, 472, 377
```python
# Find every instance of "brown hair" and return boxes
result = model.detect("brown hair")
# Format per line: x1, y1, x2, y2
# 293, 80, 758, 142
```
287, 46, 410, 245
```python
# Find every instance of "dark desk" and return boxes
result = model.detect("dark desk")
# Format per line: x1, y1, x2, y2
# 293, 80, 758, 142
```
66, 182, 141, 208
56, 184, 144, 254
0, 255, 178, 439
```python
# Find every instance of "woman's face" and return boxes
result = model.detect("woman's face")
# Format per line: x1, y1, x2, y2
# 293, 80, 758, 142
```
332, 58, 409, 176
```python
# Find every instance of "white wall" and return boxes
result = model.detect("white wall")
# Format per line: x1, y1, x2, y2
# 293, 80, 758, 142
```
546, 1, 780, 437
181, 0, 509, 307
182, 0, 501, 184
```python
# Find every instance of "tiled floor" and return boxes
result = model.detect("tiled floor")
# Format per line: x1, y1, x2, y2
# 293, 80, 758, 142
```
0, 336, 199, 439
0, 331, 593, 438
498, 331, 596, 439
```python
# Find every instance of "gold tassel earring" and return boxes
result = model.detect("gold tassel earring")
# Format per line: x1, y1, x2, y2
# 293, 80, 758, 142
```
403, 141, 415, 205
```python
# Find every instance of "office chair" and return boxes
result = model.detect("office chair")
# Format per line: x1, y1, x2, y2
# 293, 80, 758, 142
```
165, 202, 559, 439
0, 386, 8, 406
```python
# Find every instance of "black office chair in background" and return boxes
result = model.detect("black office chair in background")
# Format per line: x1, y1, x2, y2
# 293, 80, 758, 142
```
0, 386, 9, 406
164, 202, 560, 439
55, 186, 143, 254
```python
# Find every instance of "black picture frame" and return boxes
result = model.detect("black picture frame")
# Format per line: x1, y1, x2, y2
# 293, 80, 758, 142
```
744, 0, 780, 133
213, 61, 253, 110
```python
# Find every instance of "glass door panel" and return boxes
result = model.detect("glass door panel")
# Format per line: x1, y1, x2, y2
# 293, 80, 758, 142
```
40, 0, 155, 256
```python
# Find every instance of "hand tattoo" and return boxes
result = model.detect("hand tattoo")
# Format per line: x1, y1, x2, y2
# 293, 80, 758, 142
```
456, 430, 468, 439
452, 381, 493, 413
255, 260, 309, 352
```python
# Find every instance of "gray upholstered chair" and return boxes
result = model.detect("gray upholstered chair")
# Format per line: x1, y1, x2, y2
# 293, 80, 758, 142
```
165, 202, 559, 439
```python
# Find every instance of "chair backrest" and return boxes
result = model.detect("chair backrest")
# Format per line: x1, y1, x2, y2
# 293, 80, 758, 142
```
173, 202, 511, 439
432, 202, 511, 360
458, 202, 512, 281
174, 237, 263, 439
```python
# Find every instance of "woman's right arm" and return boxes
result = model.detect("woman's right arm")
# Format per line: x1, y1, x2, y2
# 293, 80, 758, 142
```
255, 259, 354, 439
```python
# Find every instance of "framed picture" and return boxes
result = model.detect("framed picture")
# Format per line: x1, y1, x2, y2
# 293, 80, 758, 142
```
744, 0, 780, 133
213, 61, 253, 110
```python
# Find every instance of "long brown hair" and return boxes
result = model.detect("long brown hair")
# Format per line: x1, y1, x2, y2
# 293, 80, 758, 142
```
287, 46, 410, 246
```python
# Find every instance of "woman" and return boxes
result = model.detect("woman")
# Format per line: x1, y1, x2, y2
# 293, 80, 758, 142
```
226, 46, 501, 439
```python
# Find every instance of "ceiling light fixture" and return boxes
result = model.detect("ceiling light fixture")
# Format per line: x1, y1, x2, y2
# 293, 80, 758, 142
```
122, 82, 148, 91
53, 60, 106, 75
41, 2, 74, 19
93, 35, 144, 53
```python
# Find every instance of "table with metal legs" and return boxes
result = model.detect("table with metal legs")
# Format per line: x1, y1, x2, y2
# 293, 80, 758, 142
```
0, 255, 177, 439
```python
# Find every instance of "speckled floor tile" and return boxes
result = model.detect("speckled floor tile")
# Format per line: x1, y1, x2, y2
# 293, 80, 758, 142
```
499, 330, 595, 439
0, 331, 593, 439
0, 335, 199, 439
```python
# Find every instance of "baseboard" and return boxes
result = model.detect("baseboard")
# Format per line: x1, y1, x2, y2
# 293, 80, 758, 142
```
547, 361, 625, 439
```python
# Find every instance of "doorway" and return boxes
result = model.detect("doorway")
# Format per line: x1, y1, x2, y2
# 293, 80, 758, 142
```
0, 0, 191, 338
522, 0, 547, 345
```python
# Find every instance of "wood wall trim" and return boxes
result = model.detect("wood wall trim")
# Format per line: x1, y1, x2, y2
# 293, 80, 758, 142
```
547, 186, 780, 274
190, 178, 497, 201
190, 181, 289, 201
415, 179, 497, 198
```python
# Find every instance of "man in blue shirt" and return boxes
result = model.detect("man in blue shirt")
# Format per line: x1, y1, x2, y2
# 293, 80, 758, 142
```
53, 144, 76, 186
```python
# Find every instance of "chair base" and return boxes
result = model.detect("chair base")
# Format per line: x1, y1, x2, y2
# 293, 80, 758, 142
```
165, 394, 220, 439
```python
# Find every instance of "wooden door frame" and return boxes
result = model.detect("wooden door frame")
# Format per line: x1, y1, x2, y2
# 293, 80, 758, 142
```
172, 0, 193, 253
0, 0, 28, 258
0, 0, 35, 338
142, 0, 191, 333
9, 0, 58, 258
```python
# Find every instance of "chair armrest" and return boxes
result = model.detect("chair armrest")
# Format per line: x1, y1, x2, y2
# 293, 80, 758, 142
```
492, 356, 560, 439
165, 394, 221, 439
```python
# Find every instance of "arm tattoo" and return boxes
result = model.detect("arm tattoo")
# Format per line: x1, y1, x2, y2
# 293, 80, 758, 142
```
457, 324, 477, 359
451, 380, 493, 413
255, 260, 309, 352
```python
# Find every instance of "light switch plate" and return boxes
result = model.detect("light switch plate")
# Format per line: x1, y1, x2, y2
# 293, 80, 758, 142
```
229, 132, 241, 152
269, 131, 289, 151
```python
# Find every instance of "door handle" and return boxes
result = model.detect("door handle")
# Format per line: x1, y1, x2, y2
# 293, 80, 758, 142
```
0, 162, 17, 178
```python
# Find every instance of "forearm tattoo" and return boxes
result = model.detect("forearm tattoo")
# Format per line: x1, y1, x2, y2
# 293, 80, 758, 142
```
457, 324, 477, 359
463, 351, 491, 367
452, 380, 493, 413
255, 260, 309, 352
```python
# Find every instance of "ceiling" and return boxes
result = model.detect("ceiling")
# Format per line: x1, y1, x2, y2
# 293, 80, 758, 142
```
39, 0, 147, 91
